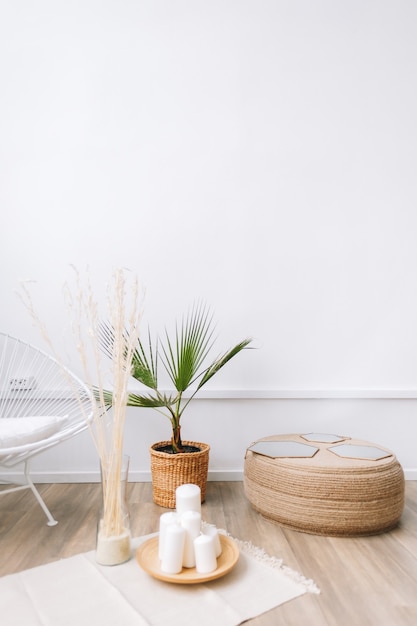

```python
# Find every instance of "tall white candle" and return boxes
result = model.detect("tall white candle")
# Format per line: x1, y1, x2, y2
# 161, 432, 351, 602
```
202, 524, 222, 557
181, 510, 201, 568
160, 524, 185, 574
158, 512, 179, 561
175, 483, 201, 516
194, 534, 217, 574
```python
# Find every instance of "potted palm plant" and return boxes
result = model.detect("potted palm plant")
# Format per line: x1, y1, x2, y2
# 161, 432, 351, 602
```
100, 303, 252, 507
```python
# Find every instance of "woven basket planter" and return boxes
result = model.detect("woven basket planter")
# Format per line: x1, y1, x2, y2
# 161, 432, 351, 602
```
150, 440, 210, 508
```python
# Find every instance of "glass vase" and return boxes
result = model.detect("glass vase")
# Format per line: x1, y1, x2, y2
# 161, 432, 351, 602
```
96, 454, 131, 566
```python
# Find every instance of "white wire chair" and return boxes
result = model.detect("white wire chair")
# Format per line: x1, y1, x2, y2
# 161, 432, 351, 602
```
0, 332, 94, 526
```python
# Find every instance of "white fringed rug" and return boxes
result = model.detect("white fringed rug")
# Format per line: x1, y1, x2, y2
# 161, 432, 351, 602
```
0, 532, 319, 626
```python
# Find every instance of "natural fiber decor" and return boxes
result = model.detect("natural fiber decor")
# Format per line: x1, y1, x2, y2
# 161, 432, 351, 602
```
0, 533, 318, 626
244, 434, 405, 537
150, 441, 210, 508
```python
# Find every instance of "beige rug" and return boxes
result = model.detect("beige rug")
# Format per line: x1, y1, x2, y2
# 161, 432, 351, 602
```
0, 532, 319, 626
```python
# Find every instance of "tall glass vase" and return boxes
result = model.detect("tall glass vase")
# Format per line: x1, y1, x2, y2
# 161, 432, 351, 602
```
96, 454, 131, 566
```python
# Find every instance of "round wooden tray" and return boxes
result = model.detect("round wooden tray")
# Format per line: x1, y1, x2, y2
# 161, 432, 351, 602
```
136, 534, 239, 584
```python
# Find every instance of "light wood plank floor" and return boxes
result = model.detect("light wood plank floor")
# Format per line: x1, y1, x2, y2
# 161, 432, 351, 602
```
1, 481, 416, 625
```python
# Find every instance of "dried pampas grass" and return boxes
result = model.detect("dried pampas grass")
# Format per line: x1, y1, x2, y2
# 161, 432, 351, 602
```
20, 267, 143, 542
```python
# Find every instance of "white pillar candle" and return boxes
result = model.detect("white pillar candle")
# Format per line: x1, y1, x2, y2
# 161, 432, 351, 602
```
160, 524, 185, 574
175, 483, 201, 516
194, 534, 217, 574
181, 510, 201, 568
202, 524, 222, 557
158, 512, 179, 560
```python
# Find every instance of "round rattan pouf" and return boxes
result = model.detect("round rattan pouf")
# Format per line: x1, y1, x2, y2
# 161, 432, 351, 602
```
244, 434, 405, 537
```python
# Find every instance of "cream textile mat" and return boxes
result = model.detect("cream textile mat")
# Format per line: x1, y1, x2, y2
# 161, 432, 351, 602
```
0, 532, 319, 626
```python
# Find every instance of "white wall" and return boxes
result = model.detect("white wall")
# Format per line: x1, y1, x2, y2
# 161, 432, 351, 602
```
1, 1, 417, 479
21, 396, 417, 481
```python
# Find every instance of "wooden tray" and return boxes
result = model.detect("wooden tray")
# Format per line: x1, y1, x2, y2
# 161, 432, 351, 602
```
136, 534, 239, 584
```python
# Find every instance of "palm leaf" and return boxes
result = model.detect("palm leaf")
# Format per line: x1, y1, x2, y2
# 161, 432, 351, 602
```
131, 328, 158, 390
161, 303, 215, 392
126, 391, 177, 409
99, 321, 158, 390
93, 387, 114, 406
97, 322, 117, 361
97, 302, 253, 448
196, 338, 253, 390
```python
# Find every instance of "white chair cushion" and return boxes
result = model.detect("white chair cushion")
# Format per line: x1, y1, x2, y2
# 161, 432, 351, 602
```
0, 416, 68, 448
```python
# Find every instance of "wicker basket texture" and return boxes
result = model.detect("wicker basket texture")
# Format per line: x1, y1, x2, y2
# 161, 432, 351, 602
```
150, 441, 210, 508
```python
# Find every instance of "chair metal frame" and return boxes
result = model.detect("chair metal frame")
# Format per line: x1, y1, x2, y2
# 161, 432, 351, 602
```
0, 332, 94, 525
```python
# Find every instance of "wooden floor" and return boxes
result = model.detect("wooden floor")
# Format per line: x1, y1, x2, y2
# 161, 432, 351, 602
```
1, 481, 417, 625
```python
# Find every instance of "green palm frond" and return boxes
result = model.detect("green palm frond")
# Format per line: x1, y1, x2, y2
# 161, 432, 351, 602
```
131, 328, 158, 390
196, 338, 253, 390
97, 302, 253, 452
93, 387, 114, 406
126, 391, 177, 409
161, 303, 215, 392
98, 322, 118, 361
99, 322, 158, 390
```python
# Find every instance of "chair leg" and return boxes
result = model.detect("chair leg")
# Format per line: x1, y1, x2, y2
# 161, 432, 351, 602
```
24, 461, 58, 526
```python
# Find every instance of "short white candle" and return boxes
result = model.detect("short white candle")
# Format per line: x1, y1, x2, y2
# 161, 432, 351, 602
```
202, 524, 222, 557
161, 524, 185, 574
181, 510, 201, 568
158, 512, 179, 561
175, 483, 201, 516
194, 534, 217, 574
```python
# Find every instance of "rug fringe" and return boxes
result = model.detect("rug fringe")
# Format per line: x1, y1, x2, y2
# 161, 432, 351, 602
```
202, 522, 320, 595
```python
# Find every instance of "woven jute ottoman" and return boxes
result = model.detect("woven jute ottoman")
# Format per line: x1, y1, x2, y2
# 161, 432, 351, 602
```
244, 433, 405, 537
